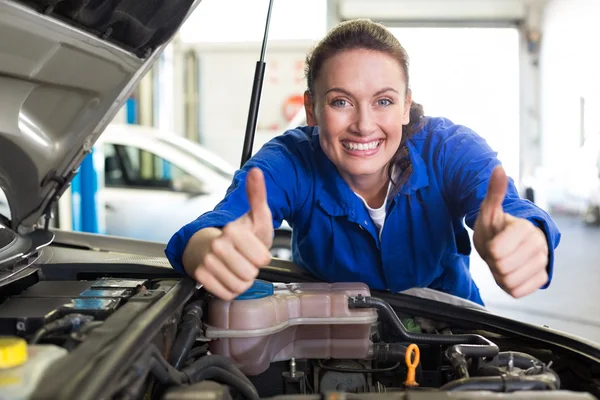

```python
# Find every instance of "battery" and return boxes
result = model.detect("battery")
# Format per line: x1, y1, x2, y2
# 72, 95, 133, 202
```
59, 298, 120, 319
78, 288, 132, 298
18, 281, 94, 298
17, 281, 133, 300
91, 278, 148, 289
0, 296, 121, 336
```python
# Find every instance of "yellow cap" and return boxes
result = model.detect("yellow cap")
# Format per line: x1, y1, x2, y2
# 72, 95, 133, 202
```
0, 337, 28, 369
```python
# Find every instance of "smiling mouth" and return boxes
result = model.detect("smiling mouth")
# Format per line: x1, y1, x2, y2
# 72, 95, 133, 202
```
341, 140, 383, 151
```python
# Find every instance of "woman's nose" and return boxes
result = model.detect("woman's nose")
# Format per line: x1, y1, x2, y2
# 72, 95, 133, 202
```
354, 105, 377, 135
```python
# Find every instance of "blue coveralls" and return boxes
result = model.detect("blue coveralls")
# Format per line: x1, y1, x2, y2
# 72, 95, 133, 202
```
165, 116, 561, 305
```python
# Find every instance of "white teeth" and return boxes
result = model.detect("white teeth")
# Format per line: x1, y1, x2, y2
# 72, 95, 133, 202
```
343, 140, 380, 151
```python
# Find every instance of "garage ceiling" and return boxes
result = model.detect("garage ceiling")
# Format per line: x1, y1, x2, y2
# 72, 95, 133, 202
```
335, 0, 549, 24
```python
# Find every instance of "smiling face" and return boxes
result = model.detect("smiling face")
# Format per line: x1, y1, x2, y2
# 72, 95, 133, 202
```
304, 48, 412, 191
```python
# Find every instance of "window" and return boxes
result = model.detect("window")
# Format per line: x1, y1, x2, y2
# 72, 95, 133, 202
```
104, 144, 204, 193
104, 144, 124, 186
388, 27, 521, 184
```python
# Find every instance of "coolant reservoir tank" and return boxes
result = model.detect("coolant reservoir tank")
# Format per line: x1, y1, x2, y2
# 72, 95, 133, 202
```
205, 281, 377, 376
0, 337, 68, 399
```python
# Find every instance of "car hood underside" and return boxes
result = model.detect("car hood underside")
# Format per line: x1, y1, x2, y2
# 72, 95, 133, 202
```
0, 0, 201, 231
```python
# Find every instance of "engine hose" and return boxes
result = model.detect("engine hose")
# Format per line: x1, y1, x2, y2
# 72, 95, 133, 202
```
440, 372, 559, 392
187, 344, 210, 360
185, 366, 259, 400
483, 351, 544, 369
446, 343, 500, 379
370, 343, 423, 381
169, 300, 205, 369
371, 342, 408, 362
152, 350, 259, 400
349, 296, 499, 348
348, 296, 499, 379
150, 357, 185, 385
182, 354, 256, 389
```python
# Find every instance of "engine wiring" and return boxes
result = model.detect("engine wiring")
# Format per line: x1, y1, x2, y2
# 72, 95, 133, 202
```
30, 313, 95, 344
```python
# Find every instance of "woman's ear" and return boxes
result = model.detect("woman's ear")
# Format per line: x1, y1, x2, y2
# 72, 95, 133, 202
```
402, 90, 413, 125
304, 91, 318, 126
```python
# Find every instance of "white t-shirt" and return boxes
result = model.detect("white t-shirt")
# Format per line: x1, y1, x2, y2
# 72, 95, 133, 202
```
354, 180, 393, 239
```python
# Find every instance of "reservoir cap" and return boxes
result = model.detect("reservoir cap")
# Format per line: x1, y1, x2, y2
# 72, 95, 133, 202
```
235, 280, 274, 300
0, 337, 27, 369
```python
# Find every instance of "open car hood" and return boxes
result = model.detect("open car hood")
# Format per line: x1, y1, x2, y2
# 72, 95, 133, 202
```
0, 0, 202, 232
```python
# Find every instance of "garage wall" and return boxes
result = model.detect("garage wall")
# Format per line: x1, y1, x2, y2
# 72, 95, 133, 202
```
539, 0, 600, 169
189, 41, 315, 167
387, 27, 522, 184
179, 0, 326, 43
176, 0, 327, 167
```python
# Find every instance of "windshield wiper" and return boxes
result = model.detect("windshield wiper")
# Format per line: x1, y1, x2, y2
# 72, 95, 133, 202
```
239, 0, 274, 168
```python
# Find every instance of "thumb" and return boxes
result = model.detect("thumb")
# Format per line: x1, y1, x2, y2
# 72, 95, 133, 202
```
479, 166, 508, 234
245, 167, 272, 229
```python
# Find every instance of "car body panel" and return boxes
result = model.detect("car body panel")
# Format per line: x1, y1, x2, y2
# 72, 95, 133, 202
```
98, 124, 291, 244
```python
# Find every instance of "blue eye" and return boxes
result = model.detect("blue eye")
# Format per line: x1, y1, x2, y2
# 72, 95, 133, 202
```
332, 99, 348, 107
378, 98, 393, 106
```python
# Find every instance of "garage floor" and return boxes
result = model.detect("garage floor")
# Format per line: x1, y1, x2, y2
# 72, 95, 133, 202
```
470, 214, 600, 345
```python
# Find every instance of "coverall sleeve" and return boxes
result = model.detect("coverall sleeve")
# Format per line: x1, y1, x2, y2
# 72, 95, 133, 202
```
440, 126, 561, 289
164, 134, 308, 274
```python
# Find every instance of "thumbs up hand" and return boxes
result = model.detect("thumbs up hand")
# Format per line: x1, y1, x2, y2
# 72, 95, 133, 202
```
233, 167, 275, 248
193, 168, 274, 300
473, 166, 549, 298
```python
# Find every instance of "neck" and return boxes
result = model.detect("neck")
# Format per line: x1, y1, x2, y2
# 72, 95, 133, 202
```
343, 168, 390, 208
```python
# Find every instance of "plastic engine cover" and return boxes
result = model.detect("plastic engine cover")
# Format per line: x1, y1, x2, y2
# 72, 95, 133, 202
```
204, 281, 377, 375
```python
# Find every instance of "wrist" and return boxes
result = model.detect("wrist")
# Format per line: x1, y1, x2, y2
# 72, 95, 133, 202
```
182, 227, 222, 276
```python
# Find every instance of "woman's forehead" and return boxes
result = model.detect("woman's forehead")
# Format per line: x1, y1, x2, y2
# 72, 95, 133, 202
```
316, 49, 407, 94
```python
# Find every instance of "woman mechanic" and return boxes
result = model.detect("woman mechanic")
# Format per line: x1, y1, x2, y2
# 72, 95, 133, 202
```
164, 19, 561, 306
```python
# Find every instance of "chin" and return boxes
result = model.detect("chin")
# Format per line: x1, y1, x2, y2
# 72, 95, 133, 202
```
340, 161, 389, 179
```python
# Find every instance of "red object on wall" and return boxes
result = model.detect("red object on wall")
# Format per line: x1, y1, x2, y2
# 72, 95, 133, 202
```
282, 94, 304, 122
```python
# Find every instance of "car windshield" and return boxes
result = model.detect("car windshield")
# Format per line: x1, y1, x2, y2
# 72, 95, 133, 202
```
157, 136, 236, 181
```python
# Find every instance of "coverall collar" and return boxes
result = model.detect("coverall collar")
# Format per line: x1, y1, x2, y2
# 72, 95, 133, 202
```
313, 129, 429, 218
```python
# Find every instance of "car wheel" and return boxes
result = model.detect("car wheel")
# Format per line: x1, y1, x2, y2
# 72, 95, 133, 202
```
270, 233, 292, 261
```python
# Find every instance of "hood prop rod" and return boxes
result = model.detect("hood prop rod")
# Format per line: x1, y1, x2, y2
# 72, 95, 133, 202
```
239, 0, 274, 168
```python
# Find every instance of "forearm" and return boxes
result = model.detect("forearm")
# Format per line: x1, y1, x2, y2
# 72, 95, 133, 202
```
181, 227, 222, 277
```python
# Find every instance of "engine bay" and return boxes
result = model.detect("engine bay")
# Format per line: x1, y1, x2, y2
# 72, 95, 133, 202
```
1, 270, 600, 400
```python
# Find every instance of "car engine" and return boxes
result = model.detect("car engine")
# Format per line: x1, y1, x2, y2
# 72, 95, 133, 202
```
167, 281, 591, 399
0, 276, 599, 400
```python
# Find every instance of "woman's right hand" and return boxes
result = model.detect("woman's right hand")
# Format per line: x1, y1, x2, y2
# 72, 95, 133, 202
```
186, 168, 274, 300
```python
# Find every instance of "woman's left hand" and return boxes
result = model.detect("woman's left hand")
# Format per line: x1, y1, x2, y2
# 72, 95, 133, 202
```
473, 166, 549, 298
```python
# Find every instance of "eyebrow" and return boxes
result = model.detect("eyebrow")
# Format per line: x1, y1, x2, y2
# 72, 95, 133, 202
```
325, 87, 399, 97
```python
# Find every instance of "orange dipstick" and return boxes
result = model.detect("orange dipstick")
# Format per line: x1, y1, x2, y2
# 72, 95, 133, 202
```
404, 343, 420, 387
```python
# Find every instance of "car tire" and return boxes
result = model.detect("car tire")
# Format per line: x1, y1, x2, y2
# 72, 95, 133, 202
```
270, 232, 292, 261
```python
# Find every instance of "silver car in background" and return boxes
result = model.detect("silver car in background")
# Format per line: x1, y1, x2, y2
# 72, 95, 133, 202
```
99, 124, 293, 258
0, 123, 293, 258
